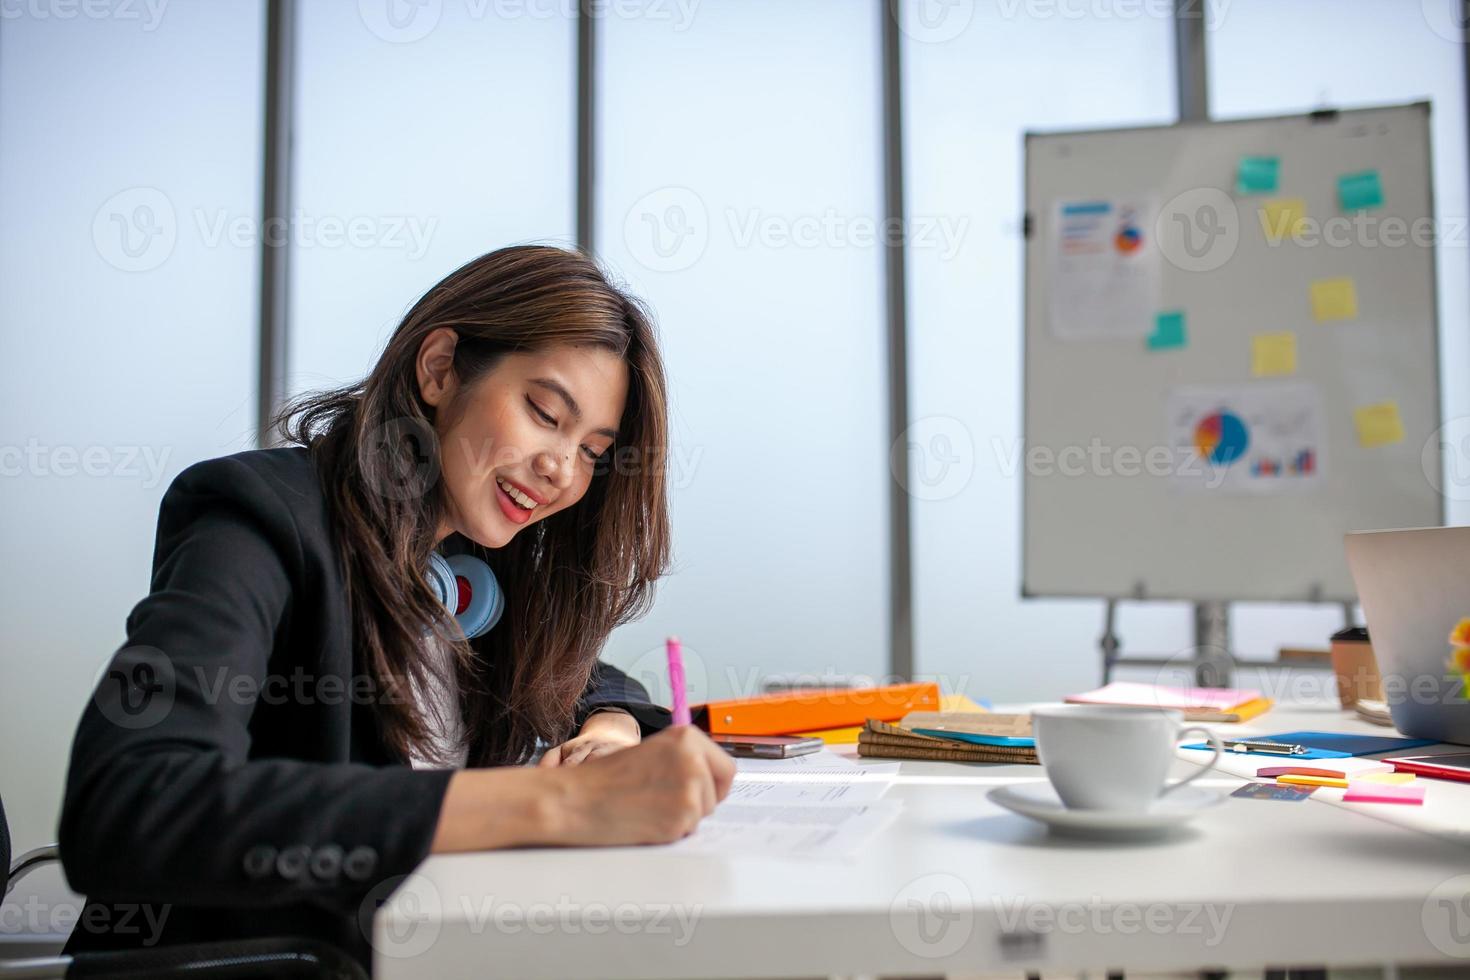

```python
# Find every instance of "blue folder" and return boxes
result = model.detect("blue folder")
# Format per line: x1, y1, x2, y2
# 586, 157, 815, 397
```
1180, 730, 1437, 760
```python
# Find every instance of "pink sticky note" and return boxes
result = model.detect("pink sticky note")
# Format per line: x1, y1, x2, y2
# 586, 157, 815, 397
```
1342, 782, 1426, 805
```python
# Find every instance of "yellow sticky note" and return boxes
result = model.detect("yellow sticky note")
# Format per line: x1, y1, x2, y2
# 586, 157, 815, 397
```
1311, 277, 1359, 322
1260, 198, 1308, 242
1278, 774, 1347, 788
1356, 771, 1416, 785
1251, 331, 1297, 377
1355, 402, 1405, 448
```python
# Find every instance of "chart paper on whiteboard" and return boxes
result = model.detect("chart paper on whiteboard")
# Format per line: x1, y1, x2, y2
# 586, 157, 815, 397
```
1050, 197, 1160, 340
1165, 382, 1325, 494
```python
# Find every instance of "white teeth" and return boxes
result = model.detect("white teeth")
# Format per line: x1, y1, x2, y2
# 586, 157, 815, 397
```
497, 478, 535, 510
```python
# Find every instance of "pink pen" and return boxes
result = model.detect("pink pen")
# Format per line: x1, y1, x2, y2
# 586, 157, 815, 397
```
666, 636, 691, 726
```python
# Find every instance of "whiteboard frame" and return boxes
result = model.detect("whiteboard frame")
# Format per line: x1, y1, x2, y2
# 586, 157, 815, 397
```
1020, 102, 1445, 603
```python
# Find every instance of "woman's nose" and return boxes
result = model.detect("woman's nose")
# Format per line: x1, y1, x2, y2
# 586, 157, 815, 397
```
533, 449, 574, 489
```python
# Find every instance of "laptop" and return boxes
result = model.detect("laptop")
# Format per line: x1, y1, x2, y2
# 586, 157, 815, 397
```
1344, 527, 1470, 746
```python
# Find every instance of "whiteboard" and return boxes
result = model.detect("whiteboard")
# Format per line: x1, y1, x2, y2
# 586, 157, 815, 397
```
1022, 103, 1443, 602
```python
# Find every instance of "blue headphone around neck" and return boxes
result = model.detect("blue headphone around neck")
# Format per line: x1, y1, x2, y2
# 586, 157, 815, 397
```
426, 552, 504, 639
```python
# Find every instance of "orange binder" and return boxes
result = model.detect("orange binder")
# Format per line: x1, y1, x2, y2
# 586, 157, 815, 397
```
694, 682, 940, 735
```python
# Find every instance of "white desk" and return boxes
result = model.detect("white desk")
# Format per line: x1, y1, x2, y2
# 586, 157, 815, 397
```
374, 704, 1470, 979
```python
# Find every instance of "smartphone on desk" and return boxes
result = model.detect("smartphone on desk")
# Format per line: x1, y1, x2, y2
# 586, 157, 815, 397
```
711, 734, 824, 758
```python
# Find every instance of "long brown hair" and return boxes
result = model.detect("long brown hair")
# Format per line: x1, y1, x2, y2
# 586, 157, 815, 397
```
278, 245, 671, 766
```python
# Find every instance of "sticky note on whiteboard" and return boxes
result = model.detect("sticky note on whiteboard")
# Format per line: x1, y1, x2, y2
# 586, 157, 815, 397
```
1310, 277, 1359, 322
1147, 311, 1187, 350
1338, 170, 1385, 211
1355, 402, 1405, 448
1236, 156, 1280, 195
1261, 198, 1308, 242
1251, 332, 1297, 377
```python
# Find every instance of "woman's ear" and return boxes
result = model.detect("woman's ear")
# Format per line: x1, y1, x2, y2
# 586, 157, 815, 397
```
417, 327, 459, 409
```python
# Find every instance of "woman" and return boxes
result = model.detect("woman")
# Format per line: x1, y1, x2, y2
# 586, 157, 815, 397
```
58, 245, 735, 966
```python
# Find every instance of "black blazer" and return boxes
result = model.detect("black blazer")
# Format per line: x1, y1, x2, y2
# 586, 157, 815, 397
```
59, 447, 668, 967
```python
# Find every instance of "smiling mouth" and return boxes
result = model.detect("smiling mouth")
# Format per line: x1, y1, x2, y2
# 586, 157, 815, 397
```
496, 477, 538, 512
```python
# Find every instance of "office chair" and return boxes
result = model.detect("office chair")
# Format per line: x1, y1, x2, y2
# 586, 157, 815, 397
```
1, 792, 366, 979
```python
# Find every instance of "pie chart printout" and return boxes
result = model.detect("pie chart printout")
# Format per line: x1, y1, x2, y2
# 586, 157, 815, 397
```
1194, 411, 1249, 466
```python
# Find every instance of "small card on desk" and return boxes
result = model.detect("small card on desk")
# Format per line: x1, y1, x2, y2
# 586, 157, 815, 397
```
1232, 781, 1317, 801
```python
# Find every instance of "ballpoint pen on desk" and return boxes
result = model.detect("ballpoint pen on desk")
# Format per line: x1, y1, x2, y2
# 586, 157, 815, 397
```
1223, 739, 1307, 756
666, 636, 691, 726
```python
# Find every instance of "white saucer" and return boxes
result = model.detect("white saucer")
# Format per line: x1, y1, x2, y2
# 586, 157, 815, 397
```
988, 782, 1223, 839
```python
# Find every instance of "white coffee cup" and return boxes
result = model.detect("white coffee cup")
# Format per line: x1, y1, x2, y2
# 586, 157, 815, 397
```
1031, 705, 1223, 811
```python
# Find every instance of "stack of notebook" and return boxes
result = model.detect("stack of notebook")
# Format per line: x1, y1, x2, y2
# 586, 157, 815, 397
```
856, 711, 1039, 764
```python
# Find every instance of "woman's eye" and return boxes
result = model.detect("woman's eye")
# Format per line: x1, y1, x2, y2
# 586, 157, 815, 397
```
527, 398, 556, 426
581, 445, 602, 462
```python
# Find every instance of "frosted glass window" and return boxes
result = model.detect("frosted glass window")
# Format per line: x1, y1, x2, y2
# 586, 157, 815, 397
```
0, 0, 262, 930
1207, 0, 1468, 667
289, 4, 576, 393
900, 2, 1178, 700
595, 0, 888, 700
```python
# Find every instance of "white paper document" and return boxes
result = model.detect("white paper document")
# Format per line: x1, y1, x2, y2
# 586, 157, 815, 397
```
670, 801, 904, 859
726, 778, 894, 805
734, 750, 901, 779
1049, 197, 1160, 340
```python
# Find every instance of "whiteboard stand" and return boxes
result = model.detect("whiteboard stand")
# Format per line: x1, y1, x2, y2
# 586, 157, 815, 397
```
1098, 598, 1235, 686
1099, 599, 1360, 686
1194, 601, 1233, 686
1099, 599, 1121, 678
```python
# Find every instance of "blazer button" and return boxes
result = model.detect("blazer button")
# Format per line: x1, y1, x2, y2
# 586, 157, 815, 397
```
276, 845, 311, 881
310, 844, 344, 882
343, 846, 378, 882
243, 845, 276, 880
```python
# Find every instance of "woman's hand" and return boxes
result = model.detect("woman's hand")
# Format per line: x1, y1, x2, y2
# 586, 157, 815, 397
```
549, 725, 737, 845
430, 725, 736, 853
537, 709, 641, 768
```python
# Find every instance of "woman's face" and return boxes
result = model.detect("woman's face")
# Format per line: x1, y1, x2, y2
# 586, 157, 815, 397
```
419, 330, 628, 548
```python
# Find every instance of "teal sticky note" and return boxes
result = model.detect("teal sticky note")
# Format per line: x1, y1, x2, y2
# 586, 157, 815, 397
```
1147, 311, 1187, 350
1338, 170, 1384, 211
1236, 156, 1280, 195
